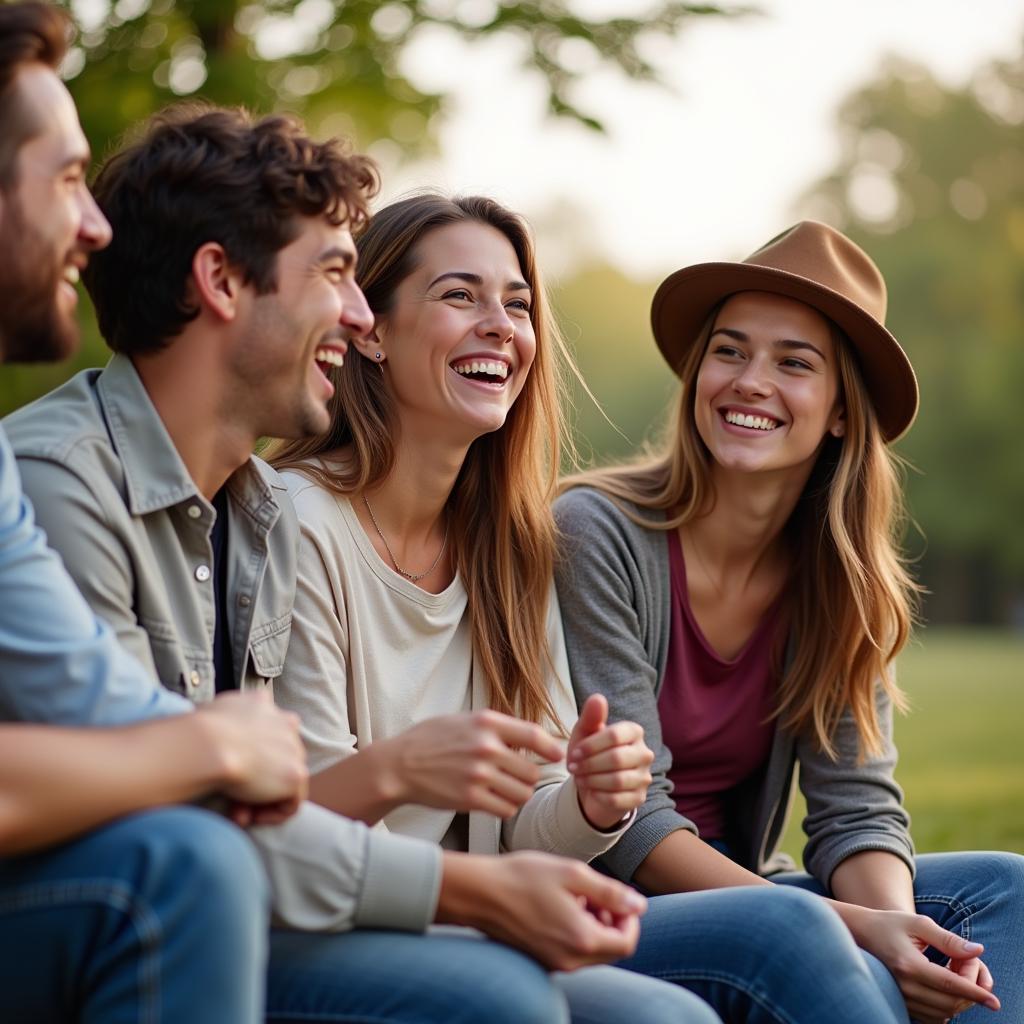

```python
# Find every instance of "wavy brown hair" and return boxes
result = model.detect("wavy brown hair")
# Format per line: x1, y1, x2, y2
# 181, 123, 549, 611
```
84, 103, 378, 355
561, 306, 918, 758
269, 193, 578, 729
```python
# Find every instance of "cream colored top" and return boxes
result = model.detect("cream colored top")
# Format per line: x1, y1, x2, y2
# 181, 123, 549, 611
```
277, 472, 628, 862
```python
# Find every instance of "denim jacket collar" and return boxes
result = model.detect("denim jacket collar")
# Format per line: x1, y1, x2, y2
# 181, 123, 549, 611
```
96, 353, 281, 529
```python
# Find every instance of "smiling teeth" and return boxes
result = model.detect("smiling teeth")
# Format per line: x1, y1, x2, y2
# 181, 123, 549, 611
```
453, 361, 509, 380
725, 410, 778, 431
63, 267, 80, 285
315, 348, 344, 367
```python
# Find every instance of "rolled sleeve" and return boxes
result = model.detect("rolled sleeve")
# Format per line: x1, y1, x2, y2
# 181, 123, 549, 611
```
799, 689, 915, 886
250, 802, 442, 932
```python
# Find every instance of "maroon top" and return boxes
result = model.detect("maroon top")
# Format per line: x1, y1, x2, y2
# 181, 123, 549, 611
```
658, 529, 781, 839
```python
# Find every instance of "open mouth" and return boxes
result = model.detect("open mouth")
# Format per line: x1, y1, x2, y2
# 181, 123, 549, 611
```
58, 264, 81, 305
314, 345, 345, 376
312, 345, 347, 399
450, 359, 511, 385
722, 409, 780, 432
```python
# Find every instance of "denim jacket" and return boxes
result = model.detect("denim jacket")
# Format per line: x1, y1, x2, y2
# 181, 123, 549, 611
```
4, 354, 444, 933
6, 354, 295, 702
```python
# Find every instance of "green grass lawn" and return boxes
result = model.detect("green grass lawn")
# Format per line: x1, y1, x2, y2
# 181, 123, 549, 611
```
778, 628, 1024, 863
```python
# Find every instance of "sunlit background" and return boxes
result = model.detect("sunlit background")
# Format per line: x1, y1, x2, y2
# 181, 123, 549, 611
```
6, 0, 1022, 851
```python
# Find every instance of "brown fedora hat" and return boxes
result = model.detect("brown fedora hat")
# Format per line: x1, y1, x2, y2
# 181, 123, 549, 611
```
650, 221, 918, 441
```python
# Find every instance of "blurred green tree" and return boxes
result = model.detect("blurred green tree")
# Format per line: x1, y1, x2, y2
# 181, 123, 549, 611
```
1, 0, 744, 415
58, 0, 741, 161
798, 46, 1024, 623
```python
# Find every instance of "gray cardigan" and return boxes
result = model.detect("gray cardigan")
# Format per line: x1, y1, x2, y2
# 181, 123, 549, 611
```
553, 486, 915, 889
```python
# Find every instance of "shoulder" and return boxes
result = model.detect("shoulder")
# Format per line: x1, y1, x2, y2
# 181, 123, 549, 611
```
278, 466, 338, 517
5, 373, 125, 511
4, 370, 118, 479
555, 485, 665, 557
554, 484, 628, 525
277, 468, 355, 562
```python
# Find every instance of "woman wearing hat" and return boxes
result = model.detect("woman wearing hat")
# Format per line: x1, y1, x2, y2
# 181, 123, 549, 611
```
555, 222, 1024, 1024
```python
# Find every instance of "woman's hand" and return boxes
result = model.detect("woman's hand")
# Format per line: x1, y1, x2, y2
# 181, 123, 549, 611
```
841, 904, 1000, 1022
376, 710, 564, 818
567, 694, 654, 830
943, 955, 996, 1019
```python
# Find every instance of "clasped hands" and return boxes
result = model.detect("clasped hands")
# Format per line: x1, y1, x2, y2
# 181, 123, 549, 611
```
845, 904, 1000, 1023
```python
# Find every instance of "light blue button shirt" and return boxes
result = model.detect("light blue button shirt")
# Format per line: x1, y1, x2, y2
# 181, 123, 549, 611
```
0, 424, 190, 726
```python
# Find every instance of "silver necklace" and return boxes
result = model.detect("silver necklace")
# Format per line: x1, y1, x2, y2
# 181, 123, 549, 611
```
363, 496, 449, 582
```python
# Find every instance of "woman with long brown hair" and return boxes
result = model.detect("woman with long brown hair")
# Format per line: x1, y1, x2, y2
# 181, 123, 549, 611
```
269, 195, 921, 1024
555, 221, 1024, 1024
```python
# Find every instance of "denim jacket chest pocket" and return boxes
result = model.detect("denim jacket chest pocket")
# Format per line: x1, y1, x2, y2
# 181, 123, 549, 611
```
245, 616, 292, 691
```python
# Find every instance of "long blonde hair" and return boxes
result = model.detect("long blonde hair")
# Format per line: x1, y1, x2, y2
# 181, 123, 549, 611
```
561, 306, 918, 758
269, 194, 575, 728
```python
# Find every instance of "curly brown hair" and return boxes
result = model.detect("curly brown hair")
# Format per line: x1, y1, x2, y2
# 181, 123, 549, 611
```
84, 103, 378, 354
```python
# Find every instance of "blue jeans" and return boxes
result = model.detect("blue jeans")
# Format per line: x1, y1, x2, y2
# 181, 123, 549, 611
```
615, 885, 909, 1023
267, 929, 722, 1023
773, 851, 1024, 1023
0, 807, 268, 1023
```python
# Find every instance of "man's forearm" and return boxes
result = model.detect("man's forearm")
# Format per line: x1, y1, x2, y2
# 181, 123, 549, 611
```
0, 715, 231, 855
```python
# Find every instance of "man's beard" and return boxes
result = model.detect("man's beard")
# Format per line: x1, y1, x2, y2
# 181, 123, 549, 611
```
0, 199, 79, 365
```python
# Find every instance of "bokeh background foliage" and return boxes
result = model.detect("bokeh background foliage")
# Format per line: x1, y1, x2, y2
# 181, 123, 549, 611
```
2, 1, 1020, 852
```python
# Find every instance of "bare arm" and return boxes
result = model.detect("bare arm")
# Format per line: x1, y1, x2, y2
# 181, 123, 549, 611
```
633, 827, 769, 893
308, 740, 403, 825
0, 693, 307, 856
830, 848, 915, 910
311, 711, 563, 825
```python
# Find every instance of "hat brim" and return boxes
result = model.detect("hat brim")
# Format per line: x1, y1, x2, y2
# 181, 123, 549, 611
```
651, 262, 919, 442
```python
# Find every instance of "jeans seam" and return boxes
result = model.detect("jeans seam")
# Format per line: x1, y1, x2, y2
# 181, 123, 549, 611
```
266, 1015, 424, 1022
624, 967, 799, 1024
0, 879, 162, 1023
914, 893, 976, 941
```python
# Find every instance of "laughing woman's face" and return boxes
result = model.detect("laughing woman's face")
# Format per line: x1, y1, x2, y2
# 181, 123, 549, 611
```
693, 290, 845, 480
369, 220, 536, 448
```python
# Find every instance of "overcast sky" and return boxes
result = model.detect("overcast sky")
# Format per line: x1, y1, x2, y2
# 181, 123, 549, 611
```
381, 0, 1024, 278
